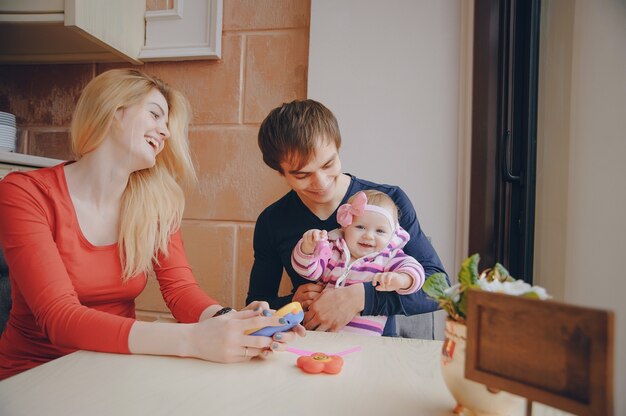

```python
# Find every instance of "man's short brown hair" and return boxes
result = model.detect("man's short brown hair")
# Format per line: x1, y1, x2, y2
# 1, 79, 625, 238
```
258, 99, 341, 173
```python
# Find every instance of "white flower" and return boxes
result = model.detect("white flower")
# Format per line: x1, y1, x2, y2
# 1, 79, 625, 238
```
444, 283, 462, 303
476, 278, 550, 300
527, 285, 550, 300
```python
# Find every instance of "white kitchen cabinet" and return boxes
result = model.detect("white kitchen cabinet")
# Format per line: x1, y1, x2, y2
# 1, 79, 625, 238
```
0, 0, 145, 64
0, 0, 222, 64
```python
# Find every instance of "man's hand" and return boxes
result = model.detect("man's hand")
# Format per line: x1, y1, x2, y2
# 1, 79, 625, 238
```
292, 283, 324, 311
303, 284, 365, 332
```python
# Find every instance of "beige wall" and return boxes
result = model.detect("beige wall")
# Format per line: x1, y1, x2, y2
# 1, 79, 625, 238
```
307, 0, 463, 340
535, 0, 626, 413
0, 0, 311, 318
308, 0, 461, 276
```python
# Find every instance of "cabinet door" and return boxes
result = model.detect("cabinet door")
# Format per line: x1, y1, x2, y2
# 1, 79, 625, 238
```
0, 0, 144, 64
65, 0, 144, 63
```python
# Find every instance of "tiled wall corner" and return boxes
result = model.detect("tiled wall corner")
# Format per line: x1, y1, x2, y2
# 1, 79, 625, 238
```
179, 221, 237, 306
139, 38, 244, 125
243, 29, 310, 123
235, 224, 293, 309
235, 224, 256, 308
184, 126, 289, 221
224, 0, 310, 31
136, 220, 238, 312
0, 0, 310, 320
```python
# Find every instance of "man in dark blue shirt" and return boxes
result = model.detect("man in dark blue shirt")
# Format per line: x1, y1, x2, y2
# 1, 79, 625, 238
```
247, 99, 448, 337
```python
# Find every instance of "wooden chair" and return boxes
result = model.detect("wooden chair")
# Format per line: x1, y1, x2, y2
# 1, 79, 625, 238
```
465, 290, 614, 416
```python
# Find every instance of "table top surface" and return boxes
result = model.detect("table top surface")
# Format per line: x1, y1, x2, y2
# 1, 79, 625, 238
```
0, 331, 570, 416
0, 331, 457, 416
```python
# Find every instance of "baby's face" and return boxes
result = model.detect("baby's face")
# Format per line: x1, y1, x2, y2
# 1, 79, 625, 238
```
343, 210, 394, 259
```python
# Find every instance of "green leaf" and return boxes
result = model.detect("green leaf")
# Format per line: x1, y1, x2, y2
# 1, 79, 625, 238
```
440, 299, 458, 320
458, 253, 480, 288
492, 263, 511, 282
422, 273, 450, 300
522, 291, 540, 299
456, 288, 469, 319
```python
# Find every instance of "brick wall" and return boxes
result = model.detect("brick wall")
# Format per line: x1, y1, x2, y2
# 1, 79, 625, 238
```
0, 0, 310, 320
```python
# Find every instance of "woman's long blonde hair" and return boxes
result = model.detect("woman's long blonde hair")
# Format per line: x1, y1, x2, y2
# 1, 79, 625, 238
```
71, 69, 196, 280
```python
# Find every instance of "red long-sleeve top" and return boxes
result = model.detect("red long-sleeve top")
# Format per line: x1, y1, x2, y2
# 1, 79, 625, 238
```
0, 163, 217, 380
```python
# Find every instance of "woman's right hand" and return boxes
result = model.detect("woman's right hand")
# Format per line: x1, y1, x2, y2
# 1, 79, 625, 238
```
187, 309, 295, 363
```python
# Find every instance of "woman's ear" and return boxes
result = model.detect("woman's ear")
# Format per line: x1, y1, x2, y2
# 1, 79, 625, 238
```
114, 107, 125, 123
109, 108, 125, 136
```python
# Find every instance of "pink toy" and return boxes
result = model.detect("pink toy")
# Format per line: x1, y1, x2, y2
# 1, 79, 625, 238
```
313, 239, 332, 261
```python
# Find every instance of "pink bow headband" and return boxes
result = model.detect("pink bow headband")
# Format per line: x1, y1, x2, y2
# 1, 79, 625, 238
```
336, 191, 396, 230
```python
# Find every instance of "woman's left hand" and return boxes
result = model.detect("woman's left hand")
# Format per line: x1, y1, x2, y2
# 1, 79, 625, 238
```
243, 301, 307, 359
241, 300, 271, 314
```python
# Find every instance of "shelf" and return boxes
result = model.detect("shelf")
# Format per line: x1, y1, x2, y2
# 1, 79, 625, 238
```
0, 151, 63, 168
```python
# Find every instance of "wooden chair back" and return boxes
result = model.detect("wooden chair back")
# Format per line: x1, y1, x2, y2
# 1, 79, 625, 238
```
465, 290, 614, 416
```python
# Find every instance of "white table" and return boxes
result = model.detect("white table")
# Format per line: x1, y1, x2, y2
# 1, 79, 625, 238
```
0, 331, 456, 415
0, 331, 571, 416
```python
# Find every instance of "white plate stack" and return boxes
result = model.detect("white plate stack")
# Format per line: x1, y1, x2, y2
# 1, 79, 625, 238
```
0, 111, 17, 152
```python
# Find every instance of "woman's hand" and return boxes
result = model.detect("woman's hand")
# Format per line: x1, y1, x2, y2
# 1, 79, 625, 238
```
265, 323, 306, 359
241, 300, 271, 313
187, 309, 290, 363
241, 301, 306, 359
240, 300, 305, 359
129, 302, 305, 363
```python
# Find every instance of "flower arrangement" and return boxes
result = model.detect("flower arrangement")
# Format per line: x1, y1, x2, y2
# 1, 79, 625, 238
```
422, 253, 550, 323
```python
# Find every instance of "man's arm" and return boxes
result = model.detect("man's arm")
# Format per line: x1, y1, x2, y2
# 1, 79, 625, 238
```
246, 210, 292, 310
360, 185, 449, 316
393, 186, 447, 278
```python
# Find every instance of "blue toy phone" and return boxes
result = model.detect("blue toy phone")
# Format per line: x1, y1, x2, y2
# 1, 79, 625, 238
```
246, 302, 304, 337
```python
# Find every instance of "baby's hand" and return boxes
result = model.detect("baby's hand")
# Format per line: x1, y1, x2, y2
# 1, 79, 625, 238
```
372, 272, 412, 292
301, 229, 328, 255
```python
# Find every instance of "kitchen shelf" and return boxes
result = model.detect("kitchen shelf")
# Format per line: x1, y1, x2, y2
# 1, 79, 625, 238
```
0, 151, 63, 168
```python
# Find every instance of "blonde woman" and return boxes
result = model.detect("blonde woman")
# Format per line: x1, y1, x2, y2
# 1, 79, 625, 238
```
0, 69, 303, 380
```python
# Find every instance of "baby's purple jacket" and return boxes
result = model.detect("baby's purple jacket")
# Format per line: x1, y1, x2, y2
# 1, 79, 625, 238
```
291, 226, 425, 294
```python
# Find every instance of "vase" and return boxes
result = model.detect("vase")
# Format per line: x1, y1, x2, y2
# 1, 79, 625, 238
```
440, 319, 524, 416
